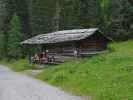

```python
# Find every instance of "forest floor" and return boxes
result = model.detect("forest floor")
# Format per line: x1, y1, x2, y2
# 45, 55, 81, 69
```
0, 65, 85, 100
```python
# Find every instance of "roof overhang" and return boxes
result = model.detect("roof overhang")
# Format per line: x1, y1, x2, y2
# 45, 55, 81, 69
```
21, 28, 100, 45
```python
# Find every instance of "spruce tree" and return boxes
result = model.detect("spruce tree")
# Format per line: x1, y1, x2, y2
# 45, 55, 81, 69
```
7, 14, 24, 59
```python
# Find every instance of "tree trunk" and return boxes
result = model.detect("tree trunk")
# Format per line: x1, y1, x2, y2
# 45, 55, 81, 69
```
0, 0, 6, 32
53, 1, 61, 31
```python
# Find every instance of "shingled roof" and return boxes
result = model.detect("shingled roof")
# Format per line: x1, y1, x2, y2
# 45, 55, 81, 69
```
21, 28, 99, 45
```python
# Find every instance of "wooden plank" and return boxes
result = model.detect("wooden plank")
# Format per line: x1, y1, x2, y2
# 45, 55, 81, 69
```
79, 51, 107, 55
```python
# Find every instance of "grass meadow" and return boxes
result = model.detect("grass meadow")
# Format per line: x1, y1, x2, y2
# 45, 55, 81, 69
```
37, 40, 133, 100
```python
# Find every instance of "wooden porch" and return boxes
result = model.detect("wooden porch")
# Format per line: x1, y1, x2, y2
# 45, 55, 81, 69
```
31, 48, 105, 65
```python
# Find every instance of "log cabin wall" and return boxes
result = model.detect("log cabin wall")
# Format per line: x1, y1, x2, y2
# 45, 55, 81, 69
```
78, 33, 107, 52
48, 47, 62, 55
47, 42, 76, 56
62, 44, 76, 56
45, 33, 107, 57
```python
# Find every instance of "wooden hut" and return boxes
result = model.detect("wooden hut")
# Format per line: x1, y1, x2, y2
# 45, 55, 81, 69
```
22, 28, 109, 64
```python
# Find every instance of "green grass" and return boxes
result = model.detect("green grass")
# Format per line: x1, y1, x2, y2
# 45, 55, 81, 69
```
0, 59, 34, 71
37, 40, 133, 100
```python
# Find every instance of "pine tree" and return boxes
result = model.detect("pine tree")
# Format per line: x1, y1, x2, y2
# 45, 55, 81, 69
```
7, 14, 24, 59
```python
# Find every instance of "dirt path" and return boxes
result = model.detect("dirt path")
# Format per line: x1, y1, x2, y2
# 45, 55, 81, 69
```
0, 65, 82, 100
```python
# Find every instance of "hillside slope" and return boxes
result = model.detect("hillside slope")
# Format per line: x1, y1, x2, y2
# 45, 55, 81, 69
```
37, 40, 133, 100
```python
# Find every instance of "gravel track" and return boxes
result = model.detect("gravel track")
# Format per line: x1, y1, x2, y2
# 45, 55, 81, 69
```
0, 65, 82, 100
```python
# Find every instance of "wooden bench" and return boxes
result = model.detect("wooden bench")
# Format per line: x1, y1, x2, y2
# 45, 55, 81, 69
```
79, 50, 107, 56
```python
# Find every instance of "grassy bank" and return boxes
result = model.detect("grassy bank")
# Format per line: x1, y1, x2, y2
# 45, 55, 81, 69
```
0, 59, 34, 71
37, 40, 133, 100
